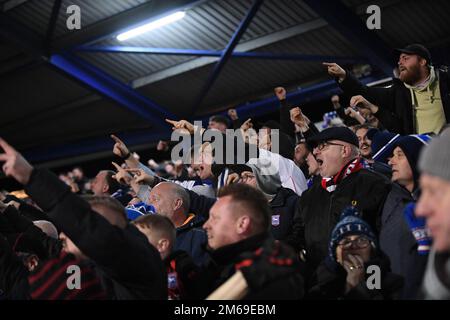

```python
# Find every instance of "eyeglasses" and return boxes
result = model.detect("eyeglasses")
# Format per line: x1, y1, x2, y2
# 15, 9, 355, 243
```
240, 172, 255, 181
316, 141, 345, 151
337, 237, 370, 249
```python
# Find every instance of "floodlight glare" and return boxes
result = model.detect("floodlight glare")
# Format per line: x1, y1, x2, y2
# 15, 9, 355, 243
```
117, 11, 186, 41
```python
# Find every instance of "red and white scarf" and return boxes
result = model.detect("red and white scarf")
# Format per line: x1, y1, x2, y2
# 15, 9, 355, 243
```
321, 158, 366, 192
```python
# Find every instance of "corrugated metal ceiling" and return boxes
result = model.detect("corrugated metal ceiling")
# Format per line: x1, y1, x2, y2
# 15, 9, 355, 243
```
6, 0, 150, 38
1, 0, 449, 156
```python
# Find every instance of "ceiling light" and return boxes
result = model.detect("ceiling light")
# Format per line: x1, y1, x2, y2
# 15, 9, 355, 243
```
117, 11, 185, 41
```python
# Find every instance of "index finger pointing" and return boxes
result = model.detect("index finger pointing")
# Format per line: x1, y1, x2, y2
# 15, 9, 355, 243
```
322, 62, 334, 66
0, 137, 15, 154
111, 161, 122, 171
165, 119, 177, 126
110, 134, 123, 144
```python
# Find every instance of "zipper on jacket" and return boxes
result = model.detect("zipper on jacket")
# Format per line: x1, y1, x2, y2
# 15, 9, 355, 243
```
328, 193, 334, 230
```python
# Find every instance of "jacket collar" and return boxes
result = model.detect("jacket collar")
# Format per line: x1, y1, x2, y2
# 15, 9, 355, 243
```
269, 188, 289, 208
207, 232, 269, 266
176, 213, 205, 233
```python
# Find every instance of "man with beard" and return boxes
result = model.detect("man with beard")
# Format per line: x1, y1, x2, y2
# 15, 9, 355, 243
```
324, 44, 450, 135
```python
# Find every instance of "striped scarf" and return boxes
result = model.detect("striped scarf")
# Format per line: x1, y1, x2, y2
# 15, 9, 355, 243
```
28, 251, 106, 300
321, 158, 367, 193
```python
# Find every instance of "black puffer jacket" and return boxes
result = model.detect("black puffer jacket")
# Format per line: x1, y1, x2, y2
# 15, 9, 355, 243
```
287, 169, 391, 276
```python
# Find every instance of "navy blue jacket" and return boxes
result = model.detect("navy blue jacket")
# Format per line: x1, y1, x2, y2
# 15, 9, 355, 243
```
175, 214, 209, 267
269, 187, 299, 242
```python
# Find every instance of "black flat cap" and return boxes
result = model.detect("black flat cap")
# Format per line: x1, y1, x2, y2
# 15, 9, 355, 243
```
307, 127, 359, 149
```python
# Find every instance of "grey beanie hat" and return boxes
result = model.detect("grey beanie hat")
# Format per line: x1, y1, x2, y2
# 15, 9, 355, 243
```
418, 128, 450, 181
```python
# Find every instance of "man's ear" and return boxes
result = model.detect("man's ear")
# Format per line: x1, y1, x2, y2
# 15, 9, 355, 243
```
342, 144, 353, 158
173, 198, 183, 211
27, 255, 39, 272
236, 215, 251, 235
102, 183, 109, 194
157, 238, 170, 253
419, 57, 427, 67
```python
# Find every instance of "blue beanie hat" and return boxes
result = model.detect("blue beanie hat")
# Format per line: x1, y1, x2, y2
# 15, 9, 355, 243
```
371, 131, 400, 164
328, 207, 377, 263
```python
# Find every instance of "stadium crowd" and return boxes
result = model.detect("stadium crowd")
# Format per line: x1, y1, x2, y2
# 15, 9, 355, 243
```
1, 43, 449, 300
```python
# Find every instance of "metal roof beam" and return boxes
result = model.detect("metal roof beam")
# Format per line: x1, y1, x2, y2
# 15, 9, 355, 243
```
190, 0, 263, 115
2, 0, 28, 12
131, 18, 327, 88
75, 45, 365, 63
21, 74, 387, 164
197, 74, 387, 124
53, 0, 206, 51
49, 52, 176, 129
44, 0, 62, 54
302, 0, 393, 76
0, 11, 175, 129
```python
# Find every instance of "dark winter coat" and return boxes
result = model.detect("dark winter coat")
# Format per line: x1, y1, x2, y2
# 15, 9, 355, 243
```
193, 233, 305, 300
308, 253, 403, 300
287, 169, 391, 276
175, 214, 209, 266
338, 68, 450, 134
187, 187, 300, 242
379, 183, 428, 299
25, 169, 167, 300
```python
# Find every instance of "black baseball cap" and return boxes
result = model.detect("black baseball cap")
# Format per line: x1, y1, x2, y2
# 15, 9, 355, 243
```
307, 127, 359, 149
395, 44, 432, 65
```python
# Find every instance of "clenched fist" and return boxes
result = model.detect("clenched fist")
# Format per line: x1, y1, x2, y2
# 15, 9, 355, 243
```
350, 95, 379, 114
274, 87, 286, 101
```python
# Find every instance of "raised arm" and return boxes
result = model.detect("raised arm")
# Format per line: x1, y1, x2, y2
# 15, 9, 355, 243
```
0, 138, 164, 288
